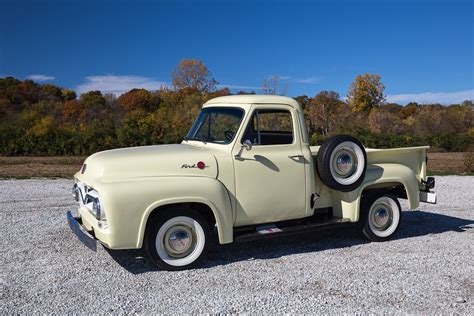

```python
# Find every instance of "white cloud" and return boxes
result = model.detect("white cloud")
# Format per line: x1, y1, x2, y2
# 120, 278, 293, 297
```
295, 76, 322, 84
76, 75, 168, 96
26, 74, 55, 82
387, 89, 474, 105
267, 74, 322, 84
265, 74, 291, 80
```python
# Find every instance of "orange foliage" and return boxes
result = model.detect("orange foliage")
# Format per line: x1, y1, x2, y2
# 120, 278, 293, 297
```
118, 89, 152, 111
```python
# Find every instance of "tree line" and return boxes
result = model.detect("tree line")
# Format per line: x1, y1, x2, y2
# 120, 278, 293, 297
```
0, 59, 472, 156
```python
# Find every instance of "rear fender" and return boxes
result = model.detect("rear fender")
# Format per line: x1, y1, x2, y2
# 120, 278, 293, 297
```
331, 163, 420, 222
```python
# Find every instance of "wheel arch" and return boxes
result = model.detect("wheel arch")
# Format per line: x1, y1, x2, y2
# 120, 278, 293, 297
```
356, 179, 417, 220
137, 196, 232, 248
337, 163, 421, 222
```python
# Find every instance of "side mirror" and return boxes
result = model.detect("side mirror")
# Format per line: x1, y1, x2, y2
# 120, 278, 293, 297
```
243, 139, 253, 151
235, 140, 253, 160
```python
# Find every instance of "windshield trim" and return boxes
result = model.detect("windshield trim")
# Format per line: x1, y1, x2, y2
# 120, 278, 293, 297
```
185, 106, 245, 145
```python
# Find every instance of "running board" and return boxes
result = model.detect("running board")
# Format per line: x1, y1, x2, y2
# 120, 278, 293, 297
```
234, 217, 353, 242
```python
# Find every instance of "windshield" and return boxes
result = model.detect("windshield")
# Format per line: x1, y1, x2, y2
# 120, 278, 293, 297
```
186, 107, 244, 144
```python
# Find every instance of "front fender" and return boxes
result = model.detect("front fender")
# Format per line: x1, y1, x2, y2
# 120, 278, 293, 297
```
92, 176, 233, 249
136, 177, 234, 247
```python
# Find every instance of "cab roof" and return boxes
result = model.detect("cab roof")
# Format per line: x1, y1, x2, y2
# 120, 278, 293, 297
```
204, 95, 300, 109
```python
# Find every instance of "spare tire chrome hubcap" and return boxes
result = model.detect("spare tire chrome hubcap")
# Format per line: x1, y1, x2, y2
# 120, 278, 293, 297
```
333, 149, 357, 178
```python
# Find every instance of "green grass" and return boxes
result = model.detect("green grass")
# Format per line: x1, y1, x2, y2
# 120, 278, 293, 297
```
427, 170, 474, 176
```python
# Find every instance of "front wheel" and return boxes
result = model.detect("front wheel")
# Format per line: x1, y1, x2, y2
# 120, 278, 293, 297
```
361, 191, 402, 242
145, 209, 209, 271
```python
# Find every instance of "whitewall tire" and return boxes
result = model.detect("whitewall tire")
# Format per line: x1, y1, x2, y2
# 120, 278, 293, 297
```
145, 209, 209, 271
361, 191, 402, 242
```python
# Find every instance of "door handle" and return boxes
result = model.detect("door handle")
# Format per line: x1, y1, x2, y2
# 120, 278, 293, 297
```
288, 155, 304, 160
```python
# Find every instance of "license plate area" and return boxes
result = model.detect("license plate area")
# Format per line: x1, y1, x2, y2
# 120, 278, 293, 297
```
420, 191, 437, 204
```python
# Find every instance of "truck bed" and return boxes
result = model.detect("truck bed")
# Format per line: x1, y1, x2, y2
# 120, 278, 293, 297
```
310, 145, 429, 183
310, 145, 430, 156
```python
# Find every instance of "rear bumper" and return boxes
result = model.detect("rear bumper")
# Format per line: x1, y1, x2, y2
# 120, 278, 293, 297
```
67, 211, 97, 251
419, 176, 436, 204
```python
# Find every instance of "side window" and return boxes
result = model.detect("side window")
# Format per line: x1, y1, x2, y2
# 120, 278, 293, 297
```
242, 109, 294, 145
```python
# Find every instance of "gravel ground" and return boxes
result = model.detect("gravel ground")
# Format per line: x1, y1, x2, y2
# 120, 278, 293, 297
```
1, 176, 473, 314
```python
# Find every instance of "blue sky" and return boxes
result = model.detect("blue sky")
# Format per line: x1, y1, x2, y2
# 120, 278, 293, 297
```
0, 0, 473, 104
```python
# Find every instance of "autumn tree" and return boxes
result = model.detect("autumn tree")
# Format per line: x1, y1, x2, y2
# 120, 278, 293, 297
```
172, 59, 218, 92
118, 88, 153, 111
306, 91, 342, 135
80, 90, 106, 107
63, 99, 82, 119
0, 98, 8, 117
347, 74, 386, 113
40, 84, 63, 101
77, 90, 107, 122
368, 108, 404, 134
294, 95, 309, 109
1, 75, 473, 156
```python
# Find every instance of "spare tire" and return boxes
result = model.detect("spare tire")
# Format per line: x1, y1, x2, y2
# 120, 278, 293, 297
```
316, 135, 367, 192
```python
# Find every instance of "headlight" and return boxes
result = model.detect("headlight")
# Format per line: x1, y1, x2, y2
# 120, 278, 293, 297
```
84, 189, 104, 221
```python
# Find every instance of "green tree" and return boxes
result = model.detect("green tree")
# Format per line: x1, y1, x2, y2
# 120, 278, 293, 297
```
347, 73, 386, 113
61, 88, 77, 101
78, 90, 107, 122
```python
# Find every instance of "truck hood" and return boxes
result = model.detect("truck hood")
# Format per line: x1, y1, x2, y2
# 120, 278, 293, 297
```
77, 144, 218, 181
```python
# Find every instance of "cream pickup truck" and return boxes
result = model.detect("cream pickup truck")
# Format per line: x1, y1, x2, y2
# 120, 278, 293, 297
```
68, 95, 436, 270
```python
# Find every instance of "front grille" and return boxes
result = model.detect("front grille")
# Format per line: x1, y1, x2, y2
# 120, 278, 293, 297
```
73, 182, 93, 205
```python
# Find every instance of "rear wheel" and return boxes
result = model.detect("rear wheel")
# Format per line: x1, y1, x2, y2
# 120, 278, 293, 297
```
145, 209, 209, 271
361, 191, 402, 242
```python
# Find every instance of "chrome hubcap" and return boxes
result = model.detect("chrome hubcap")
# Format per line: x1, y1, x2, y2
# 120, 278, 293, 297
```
333, 149, 357, 178
163, 225, 196, 258
370, 203, 393, 230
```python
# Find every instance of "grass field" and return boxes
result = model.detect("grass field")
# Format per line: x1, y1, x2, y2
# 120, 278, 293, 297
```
0, 152, 472, 178
0, 156, 85, 178
426, 152, 473, 175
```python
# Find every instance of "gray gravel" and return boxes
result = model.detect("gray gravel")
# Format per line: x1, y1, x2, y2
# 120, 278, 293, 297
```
1, 176, 473, 314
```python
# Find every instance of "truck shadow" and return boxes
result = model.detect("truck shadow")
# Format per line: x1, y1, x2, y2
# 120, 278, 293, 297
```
105, 210, 473, 274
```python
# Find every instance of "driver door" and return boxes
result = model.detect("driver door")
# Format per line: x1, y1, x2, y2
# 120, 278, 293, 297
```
232, 106, 307, 226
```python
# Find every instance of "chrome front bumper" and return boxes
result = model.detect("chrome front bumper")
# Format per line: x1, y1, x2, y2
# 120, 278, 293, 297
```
67, 211, 97, 251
